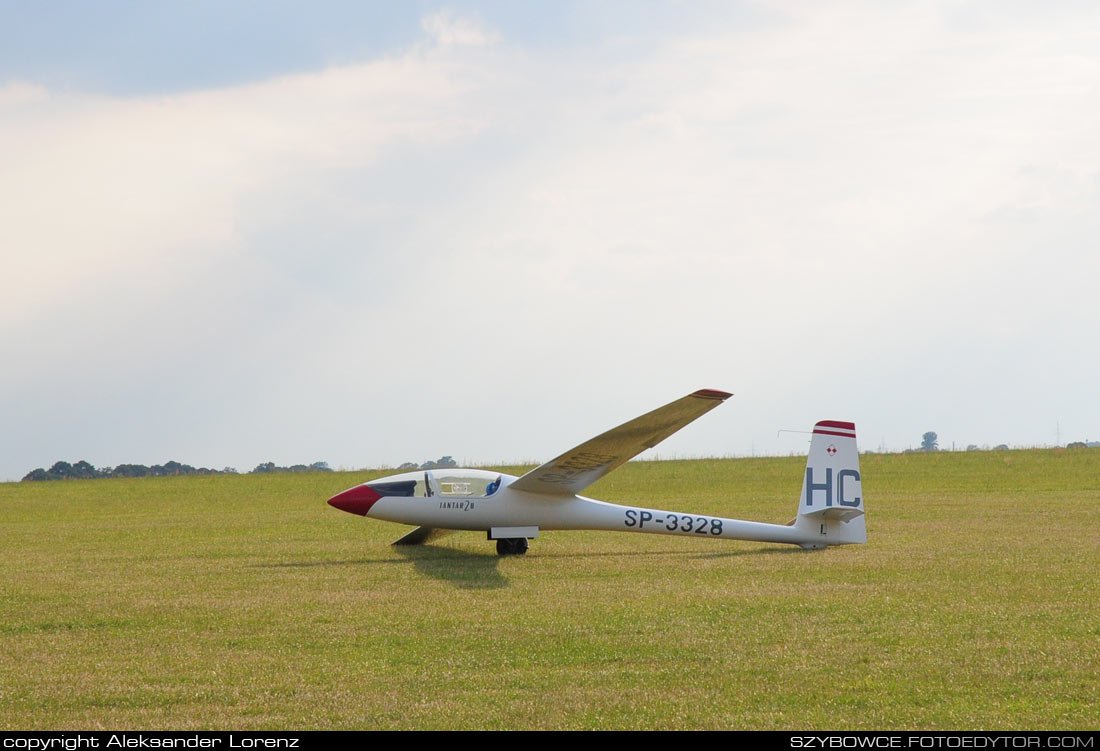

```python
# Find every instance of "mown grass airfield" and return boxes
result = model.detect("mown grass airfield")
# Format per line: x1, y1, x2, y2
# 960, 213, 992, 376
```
3, 449, 1097, 729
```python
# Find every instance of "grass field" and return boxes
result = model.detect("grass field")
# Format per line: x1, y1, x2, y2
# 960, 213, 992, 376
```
2, 449, 1098, 730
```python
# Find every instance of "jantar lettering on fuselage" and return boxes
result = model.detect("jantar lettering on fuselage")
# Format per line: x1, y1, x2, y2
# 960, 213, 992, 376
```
438, 501, 475, 510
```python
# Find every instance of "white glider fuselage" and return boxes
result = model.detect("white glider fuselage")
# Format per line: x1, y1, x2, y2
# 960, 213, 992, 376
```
367, 476, 812, 546
327, 390, 867, 554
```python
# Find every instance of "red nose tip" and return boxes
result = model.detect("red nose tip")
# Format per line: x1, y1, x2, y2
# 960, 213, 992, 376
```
327, 484, 382, 516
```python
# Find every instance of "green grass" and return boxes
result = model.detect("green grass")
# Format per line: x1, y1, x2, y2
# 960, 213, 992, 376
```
2, 449, 1098, 729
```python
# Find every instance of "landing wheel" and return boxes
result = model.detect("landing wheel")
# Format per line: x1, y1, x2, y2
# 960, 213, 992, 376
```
496, 538, 529, 556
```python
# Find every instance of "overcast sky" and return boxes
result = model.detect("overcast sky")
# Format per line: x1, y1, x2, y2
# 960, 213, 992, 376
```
3, 1, 1098, 481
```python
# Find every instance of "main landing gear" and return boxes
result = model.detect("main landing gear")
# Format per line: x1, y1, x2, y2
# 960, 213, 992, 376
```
496, 538, 529, 556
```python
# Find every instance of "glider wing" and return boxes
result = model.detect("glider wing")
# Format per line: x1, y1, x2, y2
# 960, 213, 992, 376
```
508, 389, 732, 497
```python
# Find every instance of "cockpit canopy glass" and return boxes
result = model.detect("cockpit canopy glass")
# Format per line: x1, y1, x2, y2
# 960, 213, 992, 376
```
366, 469, 503, 498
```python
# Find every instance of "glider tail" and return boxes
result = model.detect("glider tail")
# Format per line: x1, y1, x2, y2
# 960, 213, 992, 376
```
792, 421, 866, 546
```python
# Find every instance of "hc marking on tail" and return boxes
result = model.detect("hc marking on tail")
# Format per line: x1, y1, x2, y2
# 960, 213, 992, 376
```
804, 467, 861, 507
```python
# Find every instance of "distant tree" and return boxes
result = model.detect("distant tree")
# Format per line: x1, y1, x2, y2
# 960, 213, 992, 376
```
1067, 441, 1087, 449
23, 458, 322, 481
966, 444, 979, 452
994, 444, 1009, 451
421, 456, 457, 469
162, 461, 192, 476
70, 460, 98, 479
397, 462, 418, 471
113, 464, 150, 478
920, 432, 938, 452
48, 460, 74, 479
247, 461, 332, 474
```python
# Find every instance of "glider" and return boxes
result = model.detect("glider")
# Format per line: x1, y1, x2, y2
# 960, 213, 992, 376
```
327, 390, 866, 555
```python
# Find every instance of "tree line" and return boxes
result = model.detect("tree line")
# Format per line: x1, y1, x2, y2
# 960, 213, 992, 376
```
396, 455, 458, 471
22, 460, 333, 482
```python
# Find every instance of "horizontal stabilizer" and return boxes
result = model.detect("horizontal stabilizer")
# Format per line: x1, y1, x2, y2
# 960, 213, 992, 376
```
799, 506, 863, 522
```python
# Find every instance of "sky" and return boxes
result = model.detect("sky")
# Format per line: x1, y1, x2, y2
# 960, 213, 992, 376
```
2, 1, 1099, 481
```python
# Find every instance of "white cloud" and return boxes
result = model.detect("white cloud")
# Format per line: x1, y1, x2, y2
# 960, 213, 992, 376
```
0, 81, 50, 106
421, 10, 499, 47
0, 50, 489, 324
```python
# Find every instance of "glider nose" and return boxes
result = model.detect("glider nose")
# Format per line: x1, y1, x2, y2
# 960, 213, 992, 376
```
327, 484, 382, 516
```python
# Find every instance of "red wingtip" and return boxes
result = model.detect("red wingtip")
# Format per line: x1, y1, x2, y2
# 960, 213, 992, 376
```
691, 389, 733, 400
328, 484, 382, 516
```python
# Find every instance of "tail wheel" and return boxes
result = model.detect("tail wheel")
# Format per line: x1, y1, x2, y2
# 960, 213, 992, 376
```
496, 538, 529, 556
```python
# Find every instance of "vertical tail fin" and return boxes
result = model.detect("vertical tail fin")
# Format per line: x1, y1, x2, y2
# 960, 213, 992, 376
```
794, 420, 866, 546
